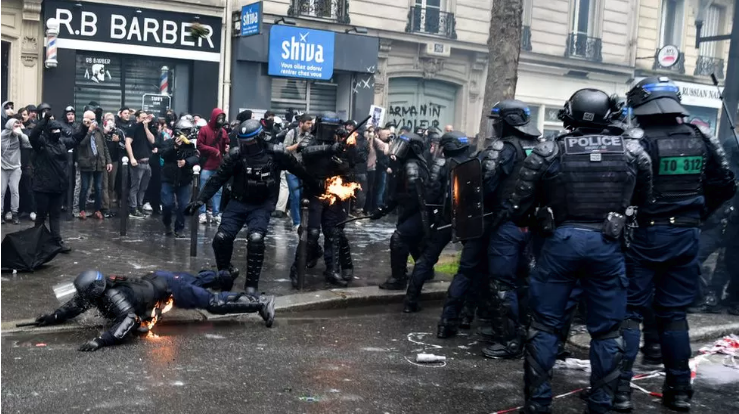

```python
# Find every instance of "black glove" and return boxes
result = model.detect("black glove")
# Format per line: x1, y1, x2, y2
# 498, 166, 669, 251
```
331, 142, 345, 154
35, 313, 58, 327
184, 200, 204, 216
78, 338, 104, 352
370, 207, 386, 220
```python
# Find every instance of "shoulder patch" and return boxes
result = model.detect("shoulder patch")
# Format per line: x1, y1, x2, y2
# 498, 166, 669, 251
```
533, 140, 556, 157
626, 128, 644, 139
492, 140, 505, 151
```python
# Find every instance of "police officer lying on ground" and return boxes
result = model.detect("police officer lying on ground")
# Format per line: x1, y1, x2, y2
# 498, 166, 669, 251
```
34, 269, 275, 351
185, 119, 316, 296
509, 88, 653, 414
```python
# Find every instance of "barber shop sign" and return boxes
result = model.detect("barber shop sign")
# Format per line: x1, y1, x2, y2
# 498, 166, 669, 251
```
43, 0, 222, 62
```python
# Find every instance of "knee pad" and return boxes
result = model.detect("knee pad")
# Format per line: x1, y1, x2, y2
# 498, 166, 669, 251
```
247, 232, 265, 251
656, 318, 689, 333
307, 228, 321, 242
390, 230, 404, 249
213, 231, 233, 248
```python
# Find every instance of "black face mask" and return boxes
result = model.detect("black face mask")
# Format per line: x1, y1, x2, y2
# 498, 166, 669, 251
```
49, 131, 62, 141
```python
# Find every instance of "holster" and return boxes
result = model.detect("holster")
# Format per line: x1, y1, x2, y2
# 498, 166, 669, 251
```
535, 207, 555, 236
602, 212, 626, 240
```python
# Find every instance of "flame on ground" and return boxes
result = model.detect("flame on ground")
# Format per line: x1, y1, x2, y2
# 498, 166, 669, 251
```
318, 176, 361, 205
142, 296, 174, 334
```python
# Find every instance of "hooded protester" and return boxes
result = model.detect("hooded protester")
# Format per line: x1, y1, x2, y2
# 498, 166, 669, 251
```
196, 108, 229, 224
159, 118, 200, 237
2, 101, 14, 126
2, 118, 31, 224
29, 113, 88, 252
76, 111, 113, 220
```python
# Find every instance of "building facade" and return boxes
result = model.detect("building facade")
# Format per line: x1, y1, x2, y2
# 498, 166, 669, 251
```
2, 0, 44, 108
635, 0, 734, 134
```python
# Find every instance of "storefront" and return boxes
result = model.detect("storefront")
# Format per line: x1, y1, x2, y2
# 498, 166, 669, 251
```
1, 0, 44, 107
42, 0, 223, 117
230, 23, 378, 121
386, 78, 458, 131
673, 81, 722, 135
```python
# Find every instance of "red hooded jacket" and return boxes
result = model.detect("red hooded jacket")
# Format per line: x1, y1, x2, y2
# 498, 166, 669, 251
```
197, 108, 228, 171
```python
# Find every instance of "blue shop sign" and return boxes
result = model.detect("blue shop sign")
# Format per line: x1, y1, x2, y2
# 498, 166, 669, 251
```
268, 25, 335, 80
240, 2, 262, 37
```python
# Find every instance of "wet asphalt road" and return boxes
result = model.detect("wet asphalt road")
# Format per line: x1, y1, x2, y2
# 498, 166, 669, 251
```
3, 303, 739, 414
0, 214, 458, 322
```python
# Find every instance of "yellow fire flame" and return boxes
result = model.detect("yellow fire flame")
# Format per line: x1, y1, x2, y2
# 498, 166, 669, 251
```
346, 131, 358, 146
141, 296, 174, 332
318, 176, 361, 205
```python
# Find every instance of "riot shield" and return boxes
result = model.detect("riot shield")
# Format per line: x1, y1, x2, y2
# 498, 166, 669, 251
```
450, 158, 484, 241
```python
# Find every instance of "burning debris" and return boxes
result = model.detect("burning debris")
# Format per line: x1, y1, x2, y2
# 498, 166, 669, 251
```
319, 176, 361, 205
346, 131, 358, 146
141, 296, 174, 335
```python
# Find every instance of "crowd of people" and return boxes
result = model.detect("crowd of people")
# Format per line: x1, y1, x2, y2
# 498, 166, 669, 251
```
7, 74, 739, 414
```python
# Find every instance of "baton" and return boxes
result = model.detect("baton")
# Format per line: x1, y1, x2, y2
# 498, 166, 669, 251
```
335, 215, 373, 226
710, 73, 739, 148
15, 322, 40, 327
435, 212, 494, 231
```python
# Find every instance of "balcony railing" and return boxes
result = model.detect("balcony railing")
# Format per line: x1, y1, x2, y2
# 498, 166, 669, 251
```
694, 56, 725, 79
406, 6, 456, 39
652, 50, 685, 74
287, 0, 350, 23
564, 33, 602, 62
521, 25, 532, 52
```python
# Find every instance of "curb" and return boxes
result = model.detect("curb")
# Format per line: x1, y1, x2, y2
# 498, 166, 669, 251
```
1, 282, 450, 334
568, 321, 739, 350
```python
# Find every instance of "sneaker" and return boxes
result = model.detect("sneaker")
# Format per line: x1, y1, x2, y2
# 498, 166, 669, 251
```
137, 206, 148, 215
104, 211, 116, 218
93, 211, 103, 220
4, 212, 12, 222
142, 202, 153, 212
29, 212, 37, 221
11, 213, 20, 225
199, 213, 207, 224
129, 208, 142, 217
212, 214, 221, 224
79, 211, 87, 220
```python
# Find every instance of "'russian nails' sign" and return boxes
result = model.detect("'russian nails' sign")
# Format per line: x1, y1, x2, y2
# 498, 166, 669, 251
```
268, 25, 335, 80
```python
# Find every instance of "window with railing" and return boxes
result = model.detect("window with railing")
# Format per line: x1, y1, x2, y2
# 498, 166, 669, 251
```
287, 0, 350, 23
660, 0, 684, 48
522, 0, 533, 51
565, 0, 602, 61
406, 0, 456, 39
695, 4, 725, 78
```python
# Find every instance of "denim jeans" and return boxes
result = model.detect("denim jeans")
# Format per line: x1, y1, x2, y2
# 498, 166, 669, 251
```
200, 169, 221, 216
79, 171, 103, 212
375, 170, 387, 208
161, 182, 192, 233
286, 173, 302, 226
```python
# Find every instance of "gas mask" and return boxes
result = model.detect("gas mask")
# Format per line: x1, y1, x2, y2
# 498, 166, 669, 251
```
216, 115, 226, 129
49, 128, 62, 141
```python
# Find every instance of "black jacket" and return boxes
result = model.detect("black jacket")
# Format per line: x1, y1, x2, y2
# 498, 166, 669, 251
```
159, 139, 200, 187
29, 119, 87, 194
353, 134, 370, 174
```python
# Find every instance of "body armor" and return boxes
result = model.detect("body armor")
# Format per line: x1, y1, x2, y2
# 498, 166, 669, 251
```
490, 136, 538, 212
228, 150, 278, 202
545, 134, 636, 225
644, 123, 706, 203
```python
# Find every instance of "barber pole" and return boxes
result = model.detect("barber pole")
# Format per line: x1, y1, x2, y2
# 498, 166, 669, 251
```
45, 18, 59, 69
160, 66, 169, 95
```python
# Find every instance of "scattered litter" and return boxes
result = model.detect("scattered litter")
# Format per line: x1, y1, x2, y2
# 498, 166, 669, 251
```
329, 389, 340, 393
35, 343, 47, 347
416, 353, 446, 363
407, 332, 442, 349
299, 396, 320, 402
273, 278, 291, 283
404, 356, 447, 368
699, 335, 739, 357
554, 358, 591, 373
204, 334, 225, 339
172, 381, 184, 386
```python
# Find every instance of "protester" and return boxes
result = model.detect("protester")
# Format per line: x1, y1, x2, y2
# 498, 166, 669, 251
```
196, 108, 228, 225
159, 118, 199, 236
1, 118, 31, 224
2, 101, 14, 126
351, 125, 370, 215
77, 111, 112, 220
281, 114, 313, 229
143, 115, 165, 216
29, 113, 87, 252
124, 110, 155, 217
102, 112, 124, 216
364, 126, 389, 213
374, 128, 392, 209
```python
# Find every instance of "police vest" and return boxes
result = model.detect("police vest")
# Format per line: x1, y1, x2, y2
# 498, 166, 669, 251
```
104, 275, 168, 320
232, 152, 277, 202
643, 124, 706, 203
491, 136, 538, 211
547, 135, 634, 224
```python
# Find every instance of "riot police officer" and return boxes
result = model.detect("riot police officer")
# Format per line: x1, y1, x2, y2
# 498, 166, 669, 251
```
509, 88, 653, 414
373, 132, 430, 290
436, 100, 540, 341
403, 131, 469, 312
185, 119, 314, 296
289, 112, 361, 287
616, 77, 737, 412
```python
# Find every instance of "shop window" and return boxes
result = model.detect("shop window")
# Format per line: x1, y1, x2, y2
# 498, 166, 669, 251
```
684, 105, 718, 135
74, 53, 185, 118
270, 78, 337, 116
659, 0, 684, 48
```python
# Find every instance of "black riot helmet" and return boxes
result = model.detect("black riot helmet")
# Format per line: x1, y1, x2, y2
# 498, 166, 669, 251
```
390, 132, 425, 161
314, 111, 341, 142
174, 118, 195, 137
74, 270, 107, 301
439, 131, 470, 156
627, 76, 689, 117
558, 88, 621, 130
427, 127, 442, 144
487, 99, 541, 140
237, 119, 265, 156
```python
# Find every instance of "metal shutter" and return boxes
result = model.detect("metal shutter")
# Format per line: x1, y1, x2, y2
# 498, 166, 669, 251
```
124, 58, 173, 115
270, 78, 308, 116
308, 81, 337, 113
74, 53, 123, 117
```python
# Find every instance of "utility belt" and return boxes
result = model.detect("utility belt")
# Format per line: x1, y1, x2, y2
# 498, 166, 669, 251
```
538, 207, 627, 240
636, 216, 701, 228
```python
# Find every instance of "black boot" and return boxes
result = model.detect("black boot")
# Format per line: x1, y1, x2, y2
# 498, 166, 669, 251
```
612, 358, 633, 412
557, 307, 576, 360
459, 302, 475, 329
662, 384, 693, 412
338, 231, 354, 282
206, 293, 263, 315
324, 269, 348, 287
403, 262, 426, 313
437, 319, 458, 338
640, 342, 663, 366
289, 264, 299, 288
380, 231, 409, 290
306, 228, 322, 269
58, 239, 72, 254
245, 232, 265, 292
212, 230, 235, 274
